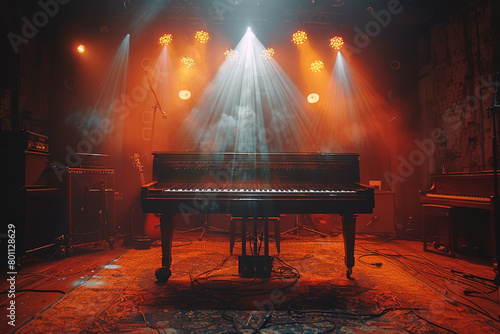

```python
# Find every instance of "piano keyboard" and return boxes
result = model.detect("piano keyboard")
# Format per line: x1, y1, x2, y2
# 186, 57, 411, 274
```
158, 183, 358, 194
425, 193, 491, 202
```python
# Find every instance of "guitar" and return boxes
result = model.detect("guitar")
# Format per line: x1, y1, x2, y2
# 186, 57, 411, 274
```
132, 153, 161, 240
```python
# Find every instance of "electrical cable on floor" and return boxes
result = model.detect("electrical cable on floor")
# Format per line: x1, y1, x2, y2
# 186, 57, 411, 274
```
356, 243, 500, 324
189, 254, 301, 303
138, 305, 170, 334
171, 238, 193, 247
398, 297, 461, 334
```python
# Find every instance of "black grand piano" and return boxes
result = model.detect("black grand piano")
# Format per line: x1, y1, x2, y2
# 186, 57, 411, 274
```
141, 152, 375, 282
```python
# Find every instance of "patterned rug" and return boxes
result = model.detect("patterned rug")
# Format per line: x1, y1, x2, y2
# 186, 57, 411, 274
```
15, 236, 500, 334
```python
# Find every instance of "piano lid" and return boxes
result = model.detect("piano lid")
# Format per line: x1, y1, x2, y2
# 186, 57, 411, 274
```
427, 171, 498, 198
150, 151, 362, 185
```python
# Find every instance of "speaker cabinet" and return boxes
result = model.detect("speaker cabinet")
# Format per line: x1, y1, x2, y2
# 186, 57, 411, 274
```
60, 168, 115, 247
355, 190, 395, 234
2, 188, 61, 257
315, 191, 395, 234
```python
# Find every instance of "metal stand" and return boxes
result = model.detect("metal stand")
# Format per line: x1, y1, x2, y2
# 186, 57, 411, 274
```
486, 75, 500, 293
180, 214, 228, 241
98, 179, 114, 250
281, 214, 328, 238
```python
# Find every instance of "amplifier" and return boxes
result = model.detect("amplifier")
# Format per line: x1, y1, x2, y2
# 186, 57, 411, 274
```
60, 168, 116, 248
0, 130, 49, 189
312, 191, 395, 234
0, 130, 49, 153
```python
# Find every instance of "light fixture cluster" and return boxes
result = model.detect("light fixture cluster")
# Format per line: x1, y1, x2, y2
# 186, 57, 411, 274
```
224, 49, 239, 61
195, 30, 210, 43
158, 34, 173, 46
309, 60, 324, 72
261, 48, 275, 59
292, 30, 308, 45
329, 36, 344, 50
181, 57, 195, 68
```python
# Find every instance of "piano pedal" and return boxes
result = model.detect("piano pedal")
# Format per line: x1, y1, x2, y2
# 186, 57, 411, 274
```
238, 255, 273, 278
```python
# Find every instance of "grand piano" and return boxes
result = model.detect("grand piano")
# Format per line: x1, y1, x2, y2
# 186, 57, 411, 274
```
142, 152, 375, 282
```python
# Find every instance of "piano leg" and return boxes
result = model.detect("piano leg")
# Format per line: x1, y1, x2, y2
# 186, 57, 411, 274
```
341, 213, 357, 279
155, 213, 174, 283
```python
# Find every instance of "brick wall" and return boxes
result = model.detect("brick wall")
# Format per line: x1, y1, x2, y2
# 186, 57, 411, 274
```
418, 0, 498, 175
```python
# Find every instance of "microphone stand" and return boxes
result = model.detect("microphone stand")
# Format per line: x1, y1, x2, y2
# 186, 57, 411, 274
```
486, 72, 500, 294
144, 69, 167, 152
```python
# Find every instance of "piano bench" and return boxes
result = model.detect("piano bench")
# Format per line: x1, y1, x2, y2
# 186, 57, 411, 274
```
422, 204, 457, 257
229, 216, 280, 255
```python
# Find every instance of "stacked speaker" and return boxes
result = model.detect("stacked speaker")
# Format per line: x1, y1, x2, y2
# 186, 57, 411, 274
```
0, 130, 60, 256
1, 131, 116, 259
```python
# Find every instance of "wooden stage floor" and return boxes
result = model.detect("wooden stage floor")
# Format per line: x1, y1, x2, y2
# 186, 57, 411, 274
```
2, 230, 499, 334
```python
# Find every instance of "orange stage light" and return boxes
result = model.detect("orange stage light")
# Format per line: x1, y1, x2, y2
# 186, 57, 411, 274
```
309, 60, 324, 72
195, 30, 210, 43
307, 93, 320, 103
179, 90, 191, 100
292, 30, 307, 45
261, 48, 275, 59
77, 44, 85, 53
181, 57, 195, 68
158, 34, 173, 46
329, 36, 344, 50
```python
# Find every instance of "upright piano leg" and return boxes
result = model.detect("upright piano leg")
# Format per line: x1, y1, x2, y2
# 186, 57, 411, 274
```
155, 213, 174, 283
341, 213, 357, 278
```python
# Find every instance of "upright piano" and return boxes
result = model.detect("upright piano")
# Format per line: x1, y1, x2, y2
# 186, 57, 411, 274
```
142, 152, 375, 282
420, 171, 497, 257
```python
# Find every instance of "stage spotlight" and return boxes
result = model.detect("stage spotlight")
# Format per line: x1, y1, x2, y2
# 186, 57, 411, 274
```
309, 60, 324, 72
329, 36, 344, 50
181, 57, 195, 68
179, 90, 191, 100
77, 44, 86, 53
261, 47, 275, 59
158, 34, 173, 46
224, 49, 239, 61
292, 30, 307, 45
307, 93, 320, 103
195, 30, 210, 43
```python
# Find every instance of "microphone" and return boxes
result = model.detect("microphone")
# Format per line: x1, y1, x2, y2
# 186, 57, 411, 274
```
158, 104, 168, 119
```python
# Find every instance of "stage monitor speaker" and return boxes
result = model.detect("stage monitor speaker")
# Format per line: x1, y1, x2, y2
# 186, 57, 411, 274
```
60, 168, 116, 248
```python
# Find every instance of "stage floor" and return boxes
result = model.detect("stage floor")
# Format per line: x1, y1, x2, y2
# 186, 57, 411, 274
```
2, 230, 499, 334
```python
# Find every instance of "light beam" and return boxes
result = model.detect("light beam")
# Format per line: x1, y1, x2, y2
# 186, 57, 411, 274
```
178, 29, 317, 153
